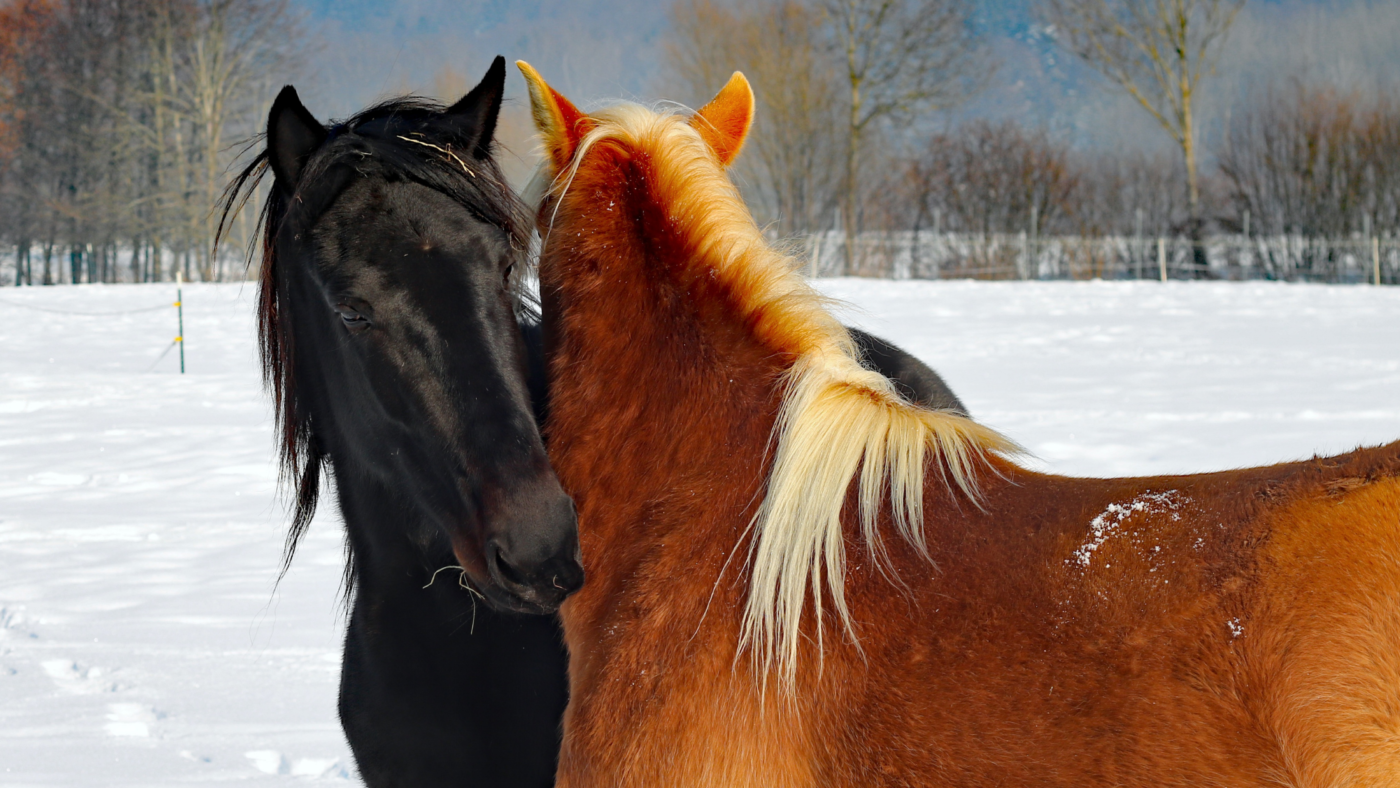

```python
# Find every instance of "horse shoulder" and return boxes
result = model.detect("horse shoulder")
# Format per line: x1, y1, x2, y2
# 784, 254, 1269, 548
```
1246, 450, 1400, 784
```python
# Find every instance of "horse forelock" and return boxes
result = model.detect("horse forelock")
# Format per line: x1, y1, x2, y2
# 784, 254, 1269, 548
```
548, 103, 1020, 689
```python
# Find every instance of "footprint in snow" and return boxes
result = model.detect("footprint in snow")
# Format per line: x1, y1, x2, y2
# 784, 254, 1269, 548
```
105, 702, 162, 737
41, 659, 123, 693
292, 758, 349, 778
42, 659, 90, 691
246, 750, 289, 775
246, 751, 349, 779
0, 605, 37, 639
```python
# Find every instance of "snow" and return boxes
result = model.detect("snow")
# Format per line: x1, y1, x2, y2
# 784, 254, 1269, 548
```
819, 279, 1400, 475
1, 279, 1398, 784
1, 284, 351, 786
1069, 490, 1183, 568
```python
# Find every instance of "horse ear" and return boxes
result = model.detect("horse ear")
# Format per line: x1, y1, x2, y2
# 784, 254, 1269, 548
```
267, 85, 328, 188
517, 60, 592, 172
444, 55, 506, 159
690, 72, 753, 167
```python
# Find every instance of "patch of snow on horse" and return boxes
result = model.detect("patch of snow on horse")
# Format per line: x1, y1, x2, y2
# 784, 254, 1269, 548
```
1071, 491, 1183, 567
1227, 618, 1244, 639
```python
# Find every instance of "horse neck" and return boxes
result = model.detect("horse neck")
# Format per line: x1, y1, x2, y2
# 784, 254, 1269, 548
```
540, 204, 786, 552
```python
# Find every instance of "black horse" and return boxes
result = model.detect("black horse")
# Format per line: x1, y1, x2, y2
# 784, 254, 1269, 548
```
221, 57, 966, 788
220, 58, 582, 787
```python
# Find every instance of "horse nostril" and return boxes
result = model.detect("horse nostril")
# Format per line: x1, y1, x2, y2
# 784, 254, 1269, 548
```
489, 541, 530, 589
554, 557, 585, 594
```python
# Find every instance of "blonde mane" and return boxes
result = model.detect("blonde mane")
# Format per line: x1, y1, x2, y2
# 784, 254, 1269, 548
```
545, 104, 1018, 689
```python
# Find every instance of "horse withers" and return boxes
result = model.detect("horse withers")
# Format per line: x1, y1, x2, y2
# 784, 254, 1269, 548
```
220, 58, 579, 788
520, 63, 1400, 787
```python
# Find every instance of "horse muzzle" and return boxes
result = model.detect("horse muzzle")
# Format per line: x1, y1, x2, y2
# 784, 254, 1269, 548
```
484, 536, 584, 614
452, 486, 583, 614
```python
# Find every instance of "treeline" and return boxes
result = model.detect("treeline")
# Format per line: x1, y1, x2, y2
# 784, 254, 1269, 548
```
1219, 82, 1400, 238
0, 0, 297, 285
886, 80, 1400, 240
662, 0, 1400, 280
6, 0, 1395, 286
893, 121, 1185, 239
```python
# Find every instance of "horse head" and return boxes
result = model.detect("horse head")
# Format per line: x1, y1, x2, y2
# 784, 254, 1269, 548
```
224, 57, 583, 615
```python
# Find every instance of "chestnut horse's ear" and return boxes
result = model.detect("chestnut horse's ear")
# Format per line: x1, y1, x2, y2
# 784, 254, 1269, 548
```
267, 85, 328, 188
690, 72, 753, 167
517, 60, 592, 171
444, 55, 506, 159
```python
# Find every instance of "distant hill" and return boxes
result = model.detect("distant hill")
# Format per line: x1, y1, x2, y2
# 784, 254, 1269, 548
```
286, 0, 1400, 169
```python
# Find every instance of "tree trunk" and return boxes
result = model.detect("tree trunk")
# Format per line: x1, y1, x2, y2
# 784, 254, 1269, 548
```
1180, 71, 1208, 279
1182, 96, 1199, 219
843, 125, 860, 276
842, 7, 860, 277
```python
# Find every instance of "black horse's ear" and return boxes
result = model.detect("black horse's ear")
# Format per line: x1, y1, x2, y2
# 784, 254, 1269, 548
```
444, 55, 506, 159
267, 85, 328, 188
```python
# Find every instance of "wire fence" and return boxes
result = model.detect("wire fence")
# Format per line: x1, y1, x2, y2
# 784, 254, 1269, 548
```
0, 246, 253, 286
801, 232, 1400, 284
0, 283, 188, 373
6, 234, 1398, 286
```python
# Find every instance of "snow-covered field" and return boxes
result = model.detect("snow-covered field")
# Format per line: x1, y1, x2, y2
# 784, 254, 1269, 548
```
822, 279, 1400, 474
1, 280, 1397, 786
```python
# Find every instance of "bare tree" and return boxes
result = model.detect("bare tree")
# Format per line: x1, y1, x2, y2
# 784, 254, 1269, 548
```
1072, 147, 1187, 237
0, 0, 62, 284
821, 0, 986, 272
662, 0, 844, 236
1043, 0, 1243, 221
909, 120, 1079, 238
0, 0, 299, 284
1218, 80, 1400, 247
183, 0, 294, 280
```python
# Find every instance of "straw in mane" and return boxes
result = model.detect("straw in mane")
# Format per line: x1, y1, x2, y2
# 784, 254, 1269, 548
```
520, 63, 1016, 686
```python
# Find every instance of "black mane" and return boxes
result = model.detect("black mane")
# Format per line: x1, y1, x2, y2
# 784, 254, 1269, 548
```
216, 95, 534, 585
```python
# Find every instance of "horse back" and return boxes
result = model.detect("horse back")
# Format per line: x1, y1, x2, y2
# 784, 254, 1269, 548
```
826, 441, 1400, 786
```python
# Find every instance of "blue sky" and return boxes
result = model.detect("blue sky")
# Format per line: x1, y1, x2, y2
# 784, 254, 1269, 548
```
284, 0, 1399, 158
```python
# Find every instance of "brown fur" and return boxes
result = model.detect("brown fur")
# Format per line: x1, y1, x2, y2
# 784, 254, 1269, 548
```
524, 69, 1400, 787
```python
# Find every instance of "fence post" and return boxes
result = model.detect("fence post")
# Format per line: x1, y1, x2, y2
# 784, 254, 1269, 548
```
1029, 205, 1038, 281
1134, 208, 1144, 279
175, 271, 185, 374
1158, 237, 1167, 282
1375, 236, 1382, 286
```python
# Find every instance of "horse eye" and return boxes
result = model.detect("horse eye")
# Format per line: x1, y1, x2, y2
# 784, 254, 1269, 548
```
335, 304, 370, 331
503, 262, 516, 283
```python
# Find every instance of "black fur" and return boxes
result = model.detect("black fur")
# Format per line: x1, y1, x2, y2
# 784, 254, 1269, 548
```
849, 327, 968, 415
220, 57, 578, 788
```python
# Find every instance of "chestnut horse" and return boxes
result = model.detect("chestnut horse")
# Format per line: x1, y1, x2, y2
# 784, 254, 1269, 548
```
519, 62, 1400, 787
